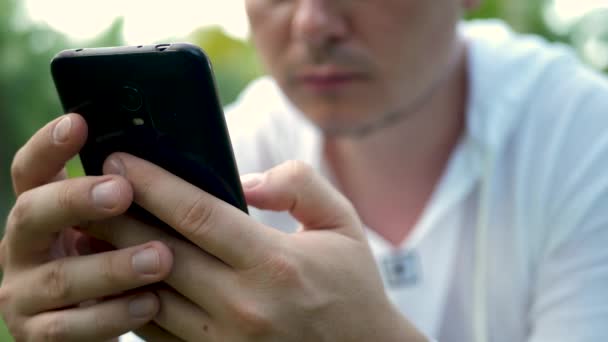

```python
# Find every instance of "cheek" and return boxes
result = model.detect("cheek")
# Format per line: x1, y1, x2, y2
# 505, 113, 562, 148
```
362, 2, 460, 84
246, 1, 291, 74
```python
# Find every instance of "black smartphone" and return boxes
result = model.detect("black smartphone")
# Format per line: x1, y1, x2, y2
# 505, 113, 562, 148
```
50, 43, 248, 222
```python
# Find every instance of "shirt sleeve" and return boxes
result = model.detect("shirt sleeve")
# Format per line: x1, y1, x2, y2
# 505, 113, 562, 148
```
527, 80, 608, 342
528, 208, 608, 341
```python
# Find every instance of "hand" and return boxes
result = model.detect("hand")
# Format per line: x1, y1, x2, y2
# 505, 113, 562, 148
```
87, 154, 426, 342
0, 114, 174, 341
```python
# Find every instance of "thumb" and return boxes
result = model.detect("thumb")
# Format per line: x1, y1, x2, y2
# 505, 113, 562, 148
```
241, 161, 363, 238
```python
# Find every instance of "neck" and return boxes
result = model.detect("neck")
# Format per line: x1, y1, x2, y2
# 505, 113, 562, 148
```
324, 41, 469, 246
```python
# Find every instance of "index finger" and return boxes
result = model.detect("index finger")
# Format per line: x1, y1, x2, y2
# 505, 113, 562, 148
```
104, 153, 282, 269
11, 113, 87, 196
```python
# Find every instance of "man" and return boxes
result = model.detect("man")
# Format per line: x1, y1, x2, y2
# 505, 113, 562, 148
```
1, 0, 607, 341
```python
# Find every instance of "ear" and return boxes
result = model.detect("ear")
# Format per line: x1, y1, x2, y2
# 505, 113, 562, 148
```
463, 0, 481, 10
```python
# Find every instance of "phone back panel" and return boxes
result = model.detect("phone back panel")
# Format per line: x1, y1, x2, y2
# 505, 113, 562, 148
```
51, 44, 248, 214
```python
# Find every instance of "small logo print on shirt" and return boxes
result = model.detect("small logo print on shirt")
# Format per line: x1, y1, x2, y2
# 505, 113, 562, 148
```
382, 250, 421, 288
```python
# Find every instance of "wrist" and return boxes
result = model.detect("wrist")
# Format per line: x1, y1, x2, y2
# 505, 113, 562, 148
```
373, 300, 428, 342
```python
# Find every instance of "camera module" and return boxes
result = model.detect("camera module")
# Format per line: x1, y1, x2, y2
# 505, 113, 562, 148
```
119, 85, 143, 112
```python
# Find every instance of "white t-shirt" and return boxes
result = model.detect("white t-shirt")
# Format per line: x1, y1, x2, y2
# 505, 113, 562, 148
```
225, 19, 608, 342
123, 19, 608, 342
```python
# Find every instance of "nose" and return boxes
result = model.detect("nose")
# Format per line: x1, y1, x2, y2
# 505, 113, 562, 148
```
291, 0, 348, 48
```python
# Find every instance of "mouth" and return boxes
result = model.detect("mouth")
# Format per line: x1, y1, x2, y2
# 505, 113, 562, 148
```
296, 67, 367, 92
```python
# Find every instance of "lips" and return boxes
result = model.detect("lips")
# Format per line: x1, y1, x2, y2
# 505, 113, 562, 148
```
297, 67, 366, 91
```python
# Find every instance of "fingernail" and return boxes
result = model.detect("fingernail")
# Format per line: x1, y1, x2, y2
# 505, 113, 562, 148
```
53, 116, 72, 144
132, 248, 159, 275
241, 173, 263, 189
92, 180, 120, 209
105, 157, 125, 176
129, 294, 156, 318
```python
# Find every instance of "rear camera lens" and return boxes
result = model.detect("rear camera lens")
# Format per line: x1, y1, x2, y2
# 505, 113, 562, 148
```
120, 85, 143, 112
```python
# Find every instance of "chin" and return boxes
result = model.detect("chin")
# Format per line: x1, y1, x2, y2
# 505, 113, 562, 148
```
296, 103, 381, 137
298, 101, 362, 123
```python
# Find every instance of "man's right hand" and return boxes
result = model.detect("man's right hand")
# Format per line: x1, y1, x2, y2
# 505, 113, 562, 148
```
0, 113, 174, 341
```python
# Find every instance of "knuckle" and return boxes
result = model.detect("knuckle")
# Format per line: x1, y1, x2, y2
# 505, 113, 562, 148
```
259, 254, 301, 287
0, 286, 28, 341
43, 260, 71, 302
0, 286, 19, 337
10, 148, 26, 185
229, 300, 273, 337
0, 285, 13, 310
0, 239, 7, 269
99, 252, 122, 284
342, 199, 360, 223
175, 196, 216, 238
55, 182, 74, 212
40, 315, 68, 342
137, 175, 156, 201
284, 160, 315, 187
7, 318, 26, 342
7, 192, 33, 233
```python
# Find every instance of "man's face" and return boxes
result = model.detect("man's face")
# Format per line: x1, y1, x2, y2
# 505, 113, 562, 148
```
245, 0, 467, 134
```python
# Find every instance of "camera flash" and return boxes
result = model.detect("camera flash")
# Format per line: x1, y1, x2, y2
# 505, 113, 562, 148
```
132, 118, 145, 126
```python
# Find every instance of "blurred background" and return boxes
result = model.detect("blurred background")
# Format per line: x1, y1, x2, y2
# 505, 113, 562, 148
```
0, 0, 607, 339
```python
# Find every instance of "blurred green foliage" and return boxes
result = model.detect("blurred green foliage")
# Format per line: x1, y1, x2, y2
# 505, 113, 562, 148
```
467, 0, 558, 39
0, 0, 607, 340
190, 27, 263, 105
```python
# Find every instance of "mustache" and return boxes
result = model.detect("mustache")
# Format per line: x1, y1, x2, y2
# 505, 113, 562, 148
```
289, 43, 372, 73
